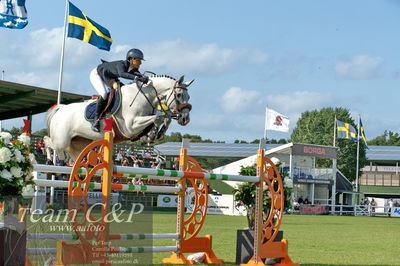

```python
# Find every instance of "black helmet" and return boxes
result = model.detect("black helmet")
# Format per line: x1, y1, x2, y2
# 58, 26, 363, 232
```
126, 48, 145, 61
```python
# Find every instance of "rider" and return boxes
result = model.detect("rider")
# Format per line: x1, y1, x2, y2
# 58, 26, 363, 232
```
89, 48, 149, 132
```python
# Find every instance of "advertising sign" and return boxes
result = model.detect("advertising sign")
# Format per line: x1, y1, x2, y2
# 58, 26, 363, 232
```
157, 195, 178, 208
392, 207, 400, 217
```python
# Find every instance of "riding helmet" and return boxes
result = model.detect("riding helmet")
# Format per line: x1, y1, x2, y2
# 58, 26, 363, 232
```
126, 48, 145, 61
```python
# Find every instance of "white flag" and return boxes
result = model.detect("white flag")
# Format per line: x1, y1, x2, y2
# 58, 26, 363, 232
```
265, 108, 290, 132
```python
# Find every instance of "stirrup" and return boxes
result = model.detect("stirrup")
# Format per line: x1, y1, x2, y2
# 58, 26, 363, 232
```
92, 119, 101, 132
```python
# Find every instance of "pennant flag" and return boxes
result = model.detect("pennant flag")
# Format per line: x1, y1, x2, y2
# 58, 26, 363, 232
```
103, 118, 113, 131
68, 1, 112, 51
336, 120, 357, 141
360, 119, 368, 149
265, 108, 290, 132
0, 0, 28, 29
22, 119, 30, 132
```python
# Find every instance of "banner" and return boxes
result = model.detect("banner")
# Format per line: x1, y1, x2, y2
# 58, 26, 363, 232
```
157, 195, 178, 208
0, 0, 28, 29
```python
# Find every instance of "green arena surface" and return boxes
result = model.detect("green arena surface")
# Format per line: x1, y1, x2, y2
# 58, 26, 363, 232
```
27, 212, 400, 266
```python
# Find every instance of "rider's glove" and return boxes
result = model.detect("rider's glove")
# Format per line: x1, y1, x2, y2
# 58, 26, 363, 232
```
136, 75, 149, 84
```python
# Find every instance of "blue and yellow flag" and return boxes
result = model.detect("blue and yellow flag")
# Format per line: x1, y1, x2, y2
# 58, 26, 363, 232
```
0, 0, 28, 29
336, 120, 357, 141
360, 119, 368, 149
67, 1, 112, 51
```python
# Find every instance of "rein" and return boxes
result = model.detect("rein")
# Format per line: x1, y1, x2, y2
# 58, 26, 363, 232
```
129, 73, 192, 118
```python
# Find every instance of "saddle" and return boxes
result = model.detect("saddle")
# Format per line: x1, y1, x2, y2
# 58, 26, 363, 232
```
84, 86, 122, 121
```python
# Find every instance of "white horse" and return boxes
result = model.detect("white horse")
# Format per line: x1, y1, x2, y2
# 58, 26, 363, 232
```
45, 75, 193, 161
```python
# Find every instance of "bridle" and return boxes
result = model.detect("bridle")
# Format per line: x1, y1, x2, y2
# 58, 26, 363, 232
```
162, 80, 192, 120
129, 73, 192, 120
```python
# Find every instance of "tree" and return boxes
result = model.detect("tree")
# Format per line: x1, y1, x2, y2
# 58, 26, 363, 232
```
291, 107, 367, 182
369, 130, 400, 146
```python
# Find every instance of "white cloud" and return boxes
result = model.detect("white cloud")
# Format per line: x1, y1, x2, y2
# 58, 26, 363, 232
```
335, 55, 383, 79
221, 87, 262, 113
267, 91, 335, 114
142, 40, 245, 75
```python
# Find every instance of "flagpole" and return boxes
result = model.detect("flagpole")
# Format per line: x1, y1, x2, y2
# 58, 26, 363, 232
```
51, 0, 69, 205
355, 115, 361, 203
264, 107, 268, 140
57, 0, 69, 105
333, 115, 337, 147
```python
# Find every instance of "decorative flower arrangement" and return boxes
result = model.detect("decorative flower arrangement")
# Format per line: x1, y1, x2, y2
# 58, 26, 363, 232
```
0, 132, 35, 200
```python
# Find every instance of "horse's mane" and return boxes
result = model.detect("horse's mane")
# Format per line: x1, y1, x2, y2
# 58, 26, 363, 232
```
149, 74, 176, 81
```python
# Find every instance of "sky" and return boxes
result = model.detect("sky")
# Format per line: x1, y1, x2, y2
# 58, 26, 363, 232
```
1, 0, 400, 143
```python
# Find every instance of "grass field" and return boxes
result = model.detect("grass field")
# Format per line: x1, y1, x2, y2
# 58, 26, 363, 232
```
27, 212, 400, 266
151, 212, 400, 266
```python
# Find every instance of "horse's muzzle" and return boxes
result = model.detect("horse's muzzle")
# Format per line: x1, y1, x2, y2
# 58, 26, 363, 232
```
177, 110, 190, 125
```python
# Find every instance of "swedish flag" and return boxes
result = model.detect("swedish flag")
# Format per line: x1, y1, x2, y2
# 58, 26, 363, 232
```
360, 119, 368, 149
336, 120, 357, 141
67, 1, 112, 51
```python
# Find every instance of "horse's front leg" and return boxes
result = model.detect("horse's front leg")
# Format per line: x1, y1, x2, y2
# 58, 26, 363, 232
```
132, 115, 159, 144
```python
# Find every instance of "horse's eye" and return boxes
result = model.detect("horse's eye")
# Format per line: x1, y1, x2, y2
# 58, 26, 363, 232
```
177, 93, 182, 98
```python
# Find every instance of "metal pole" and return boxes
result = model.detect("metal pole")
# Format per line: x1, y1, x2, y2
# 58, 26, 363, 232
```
333, 115, 337, 147
355, 115, 360, 203
1, 70, 4, 80
51, 0, 69, 205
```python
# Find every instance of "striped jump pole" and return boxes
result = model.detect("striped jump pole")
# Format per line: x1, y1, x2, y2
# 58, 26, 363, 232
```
33, 179, 181, 194
28, 233, 179, 241
33, 164, 260, 182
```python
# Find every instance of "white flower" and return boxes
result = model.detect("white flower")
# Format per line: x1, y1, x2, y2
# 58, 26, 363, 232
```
29, 153, 37, 164
10, 166, 23, 178
0, 132, 12, 144
0, 147, 12, 163
1, 169, 13, 181
18, 134, 31, 145
14, 149, 25, 163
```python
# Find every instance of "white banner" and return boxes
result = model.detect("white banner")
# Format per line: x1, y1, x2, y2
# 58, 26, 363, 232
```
157, 195, 178, 207
87, 192, 119, 205
185, 188, 245, 216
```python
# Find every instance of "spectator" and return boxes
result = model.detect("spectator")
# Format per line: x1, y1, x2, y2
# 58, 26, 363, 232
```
116, 151, 123, 165
132, 155, 143, 168
121, 157, 129, 166
371, 198, 377, 213
155, 155, 165, 169
36, 138, 46, 154
388, 198, 393, 217
304, 198, 310, 205
298, 196, 304, 204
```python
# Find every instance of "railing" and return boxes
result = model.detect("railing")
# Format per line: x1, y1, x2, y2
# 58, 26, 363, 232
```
292, 204, 396, 217
280, 167, 333, 180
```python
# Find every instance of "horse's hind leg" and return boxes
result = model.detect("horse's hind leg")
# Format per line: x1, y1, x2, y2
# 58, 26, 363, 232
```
67, 137, 93, 163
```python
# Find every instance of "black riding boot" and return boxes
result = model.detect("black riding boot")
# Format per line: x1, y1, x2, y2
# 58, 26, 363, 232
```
91, 96, 107, 132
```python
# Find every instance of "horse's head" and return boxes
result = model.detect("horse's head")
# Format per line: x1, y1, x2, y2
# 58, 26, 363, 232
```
149, 75, 193, 126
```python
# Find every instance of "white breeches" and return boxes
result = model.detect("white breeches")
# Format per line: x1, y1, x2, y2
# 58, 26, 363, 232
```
89, 68, 108, 99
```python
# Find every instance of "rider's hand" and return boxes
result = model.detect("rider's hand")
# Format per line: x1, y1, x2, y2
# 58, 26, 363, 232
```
137, 75, 149, 84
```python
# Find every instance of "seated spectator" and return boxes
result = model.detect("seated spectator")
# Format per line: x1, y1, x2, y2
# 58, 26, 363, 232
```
304, 198, 310, 204
121, 157, 129, 166
36, 138, 46, 154
150, 161, 156, 169
116, 151, 123, 165
298, 196, 304, 204
132, 177, 144, 186
155, 155, 165, 169
132, 155, 144, 168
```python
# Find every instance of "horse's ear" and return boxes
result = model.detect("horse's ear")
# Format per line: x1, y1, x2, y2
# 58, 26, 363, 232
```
178, 75, 185, 84
183, 79, 194, 87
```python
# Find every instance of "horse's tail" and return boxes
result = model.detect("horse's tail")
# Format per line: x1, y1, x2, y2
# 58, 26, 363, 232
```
46, 104, 62, 137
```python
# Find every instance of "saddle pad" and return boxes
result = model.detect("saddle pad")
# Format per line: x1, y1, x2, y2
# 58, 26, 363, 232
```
85, 88, 122, 120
